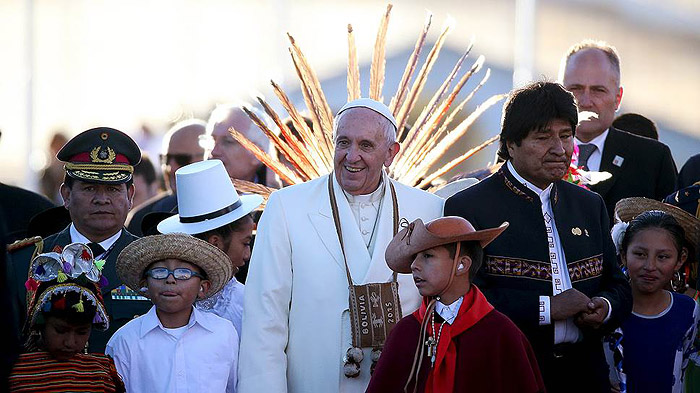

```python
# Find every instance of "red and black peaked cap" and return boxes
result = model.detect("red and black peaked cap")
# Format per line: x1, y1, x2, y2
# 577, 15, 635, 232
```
57, 127, 141, 184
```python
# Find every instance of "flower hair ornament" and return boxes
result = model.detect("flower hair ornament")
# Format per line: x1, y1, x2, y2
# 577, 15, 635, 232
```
23, 243, 110, 335
610, 220, 629, 256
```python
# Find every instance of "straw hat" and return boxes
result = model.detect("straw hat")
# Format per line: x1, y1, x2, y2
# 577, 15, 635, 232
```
157, 160, 263, 235
615, 197, 700, 246
117, 233, 233, 298
386, 216, 509, 273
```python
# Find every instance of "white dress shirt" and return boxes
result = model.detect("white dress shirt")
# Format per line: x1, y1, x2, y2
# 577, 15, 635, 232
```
574, 129, 608, 172
436, 297, 464, 325
343, 176, 385, 251
106, 306, 238, 393
196, 277, 244, 339
69, 224, 121, 259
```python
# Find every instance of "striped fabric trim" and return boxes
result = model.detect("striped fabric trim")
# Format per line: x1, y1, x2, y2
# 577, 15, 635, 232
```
484, 254, 604, 283
9, 352, 124, 392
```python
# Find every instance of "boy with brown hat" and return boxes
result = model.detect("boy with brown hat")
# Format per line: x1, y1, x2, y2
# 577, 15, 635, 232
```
367, 217, 545, 393
105, 233, 238, 392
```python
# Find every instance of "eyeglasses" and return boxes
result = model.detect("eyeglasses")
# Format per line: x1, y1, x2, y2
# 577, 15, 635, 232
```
160, 153, 198, 167
145, 267, 205, 280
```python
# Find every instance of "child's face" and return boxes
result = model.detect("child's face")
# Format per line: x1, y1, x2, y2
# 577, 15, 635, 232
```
42, 316, 91, 360
623, 228, 686, 295
225, 215, 254, 273
144, 258, 210, 315
410, 246, 453, 297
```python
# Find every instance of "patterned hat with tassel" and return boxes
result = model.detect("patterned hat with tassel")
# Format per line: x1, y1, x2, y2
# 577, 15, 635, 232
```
24, 243, 110, 339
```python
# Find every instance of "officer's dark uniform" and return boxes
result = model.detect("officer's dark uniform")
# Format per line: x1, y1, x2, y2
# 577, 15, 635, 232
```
7, 127, 152, 353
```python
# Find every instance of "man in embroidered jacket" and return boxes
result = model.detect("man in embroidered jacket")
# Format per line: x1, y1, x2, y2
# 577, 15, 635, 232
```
445, 82, 632, 392
238, 99, 444, 393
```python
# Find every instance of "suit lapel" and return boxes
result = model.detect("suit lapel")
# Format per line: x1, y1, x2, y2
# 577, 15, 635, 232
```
100, 230, 135, 292
308, 186, 345, 272
308, 175, 373, 277
330, 176, 372, 281
362, 178, 397, 284
592, 128, 625, 198
46, 226, 72, 252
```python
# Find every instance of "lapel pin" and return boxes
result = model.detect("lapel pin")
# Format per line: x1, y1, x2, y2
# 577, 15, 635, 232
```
612, 155, 624, 167
584, 229, 589, 237
571, 227, 582, 236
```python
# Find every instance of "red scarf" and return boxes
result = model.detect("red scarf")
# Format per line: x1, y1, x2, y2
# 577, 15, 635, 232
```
412, 285, 494, 393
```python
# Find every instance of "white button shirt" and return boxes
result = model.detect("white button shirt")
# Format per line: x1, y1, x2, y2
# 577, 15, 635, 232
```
436, 297, 464, 325
69, 224, 121, 259
196, 277, 245, 339
106, 305, 238, 393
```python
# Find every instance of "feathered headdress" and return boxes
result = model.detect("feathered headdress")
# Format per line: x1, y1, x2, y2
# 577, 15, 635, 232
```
230, 4, 505, 202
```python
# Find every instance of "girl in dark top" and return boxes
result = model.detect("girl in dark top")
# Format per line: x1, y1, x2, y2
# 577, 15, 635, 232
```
608, 200, 700, 393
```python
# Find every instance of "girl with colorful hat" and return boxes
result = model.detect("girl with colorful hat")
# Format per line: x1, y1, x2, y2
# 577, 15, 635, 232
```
9, 243, 124, 392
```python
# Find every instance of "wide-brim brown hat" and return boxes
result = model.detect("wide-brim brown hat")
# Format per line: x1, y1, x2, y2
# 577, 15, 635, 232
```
117, 233, 233, 299
615, 197, 700, 247
386, 216, 509, 273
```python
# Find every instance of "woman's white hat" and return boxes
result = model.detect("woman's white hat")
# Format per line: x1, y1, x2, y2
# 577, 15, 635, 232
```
157, 159, 263, 235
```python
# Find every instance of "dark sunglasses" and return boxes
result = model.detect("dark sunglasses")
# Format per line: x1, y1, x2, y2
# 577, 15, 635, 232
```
145, 267, 205, 280
160, 153, 198, 167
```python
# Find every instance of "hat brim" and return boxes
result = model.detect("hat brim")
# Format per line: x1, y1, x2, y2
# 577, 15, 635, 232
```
117, 234, 233, 299
615, 197, 700, 246
387, 220, 509, 274
157, 194, 262, 235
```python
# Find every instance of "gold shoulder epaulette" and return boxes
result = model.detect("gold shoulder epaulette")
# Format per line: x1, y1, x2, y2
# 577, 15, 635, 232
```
7, 236, 43, 253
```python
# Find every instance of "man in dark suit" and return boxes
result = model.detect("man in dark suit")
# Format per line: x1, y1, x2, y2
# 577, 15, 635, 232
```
445, 82, 632, 392
7, 127, 151, 353
559, 40, 677, 220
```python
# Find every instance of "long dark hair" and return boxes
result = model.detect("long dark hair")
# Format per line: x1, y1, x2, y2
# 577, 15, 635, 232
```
621, 210, 687, 258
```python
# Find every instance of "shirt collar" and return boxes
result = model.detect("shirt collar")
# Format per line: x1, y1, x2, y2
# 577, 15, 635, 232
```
342, 171, 386, 204
506, 160, 553, 203
69, 223, 122, 251
575, 128, 608, 152
139, 305, 216, 338
435, 296, 464, 325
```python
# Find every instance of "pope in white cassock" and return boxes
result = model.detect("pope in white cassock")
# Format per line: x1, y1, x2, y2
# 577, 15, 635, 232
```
237, 98, 444, 393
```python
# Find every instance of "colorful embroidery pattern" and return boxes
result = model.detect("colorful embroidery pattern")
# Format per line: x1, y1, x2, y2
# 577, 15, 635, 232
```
485, 254, 603, 282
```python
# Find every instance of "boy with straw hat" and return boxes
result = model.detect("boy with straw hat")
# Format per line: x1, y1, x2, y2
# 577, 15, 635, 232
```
367, 217, 544, 393
105, 233, 238, 392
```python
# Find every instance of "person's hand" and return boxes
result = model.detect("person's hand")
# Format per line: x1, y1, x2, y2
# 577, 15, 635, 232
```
575, 297, 609, 329
550, 289, 591, 321
610, 381, 621, 393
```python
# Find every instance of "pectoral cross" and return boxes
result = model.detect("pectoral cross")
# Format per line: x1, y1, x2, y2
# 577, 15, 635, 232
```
425, 336, 437, 367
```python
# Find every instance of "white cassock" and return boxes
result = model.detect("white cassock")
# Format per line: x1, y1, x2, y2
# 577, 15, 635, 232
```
238, 174, 444, 393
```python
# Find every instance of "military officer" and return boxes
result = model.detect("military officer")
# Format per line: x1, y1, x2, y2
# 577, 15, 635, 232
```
7, 127, 151, 353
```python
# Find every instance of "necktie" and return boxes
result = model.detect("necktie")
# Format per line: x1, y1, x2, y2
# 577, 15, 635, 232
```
87, 242, 106, 257
577, 143, 597, 171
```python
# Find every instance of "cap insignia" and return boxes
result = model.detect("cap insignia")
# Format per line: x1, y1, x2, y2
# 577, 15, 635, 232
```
90, 146, 116, 164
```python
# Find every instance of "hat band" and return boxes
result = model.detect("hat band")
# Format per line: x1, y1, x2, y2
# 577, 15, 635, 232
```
179, 200, 242, 224
64, 162, 134, 173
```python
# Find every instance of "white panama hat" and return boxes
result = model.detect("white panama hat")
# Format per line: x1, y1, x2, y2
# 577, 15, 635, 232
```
157, 159, 263, 235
